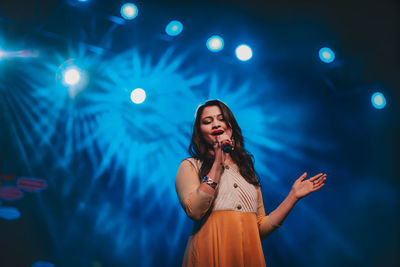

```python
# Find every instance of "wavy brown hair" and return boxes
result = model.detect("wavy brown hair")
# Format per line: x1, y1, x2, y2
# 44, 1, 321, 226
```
189, 100, 260, 186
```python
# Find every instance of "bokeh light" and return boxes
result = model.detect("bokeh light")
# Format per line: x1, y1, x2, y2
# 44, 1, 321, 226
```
165, 20, 183, 36
0, 206, 21, 220
371, 92, 386, 109
130, 88, 146, 104
63, 67, 81, 86
206, 35, 224, 52
121, 3, 138, 20
319, 47, 335, 63
235, 44, 253, 61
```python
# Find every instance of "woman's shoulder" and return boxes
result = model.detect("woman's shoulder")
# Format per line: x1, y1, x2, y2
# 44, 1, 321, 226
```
180, 157, 202, 172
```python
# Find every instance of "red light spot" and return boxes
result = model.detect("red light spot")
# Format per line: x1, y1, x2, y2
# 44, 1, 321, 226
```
17, 177, 47, 192
0, 174, 16, 180
0, 186, 23, 201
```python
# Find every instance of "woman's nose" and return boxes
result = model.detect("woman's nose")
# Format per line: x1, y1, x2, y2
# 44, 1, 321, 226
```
212, 121, 221, 128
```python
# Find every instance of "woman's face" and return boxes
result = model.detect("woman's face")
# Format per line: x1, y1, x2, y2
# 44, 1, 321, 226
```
199, 105, 232, 145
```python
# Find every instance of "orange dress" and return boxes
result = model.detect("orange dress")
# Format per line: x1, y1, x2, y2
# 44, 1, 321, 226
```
176, 158, 276, 267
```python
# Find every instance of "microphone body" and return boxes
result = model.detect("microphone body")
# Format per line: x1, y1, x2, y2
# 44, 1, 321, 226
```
221, 141, 233, 153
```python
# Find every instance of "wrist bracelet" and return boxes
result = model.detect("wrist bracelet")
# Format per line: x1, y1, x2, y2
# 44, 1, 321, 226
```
268, 214, 281, 228
202, 176, 218, 189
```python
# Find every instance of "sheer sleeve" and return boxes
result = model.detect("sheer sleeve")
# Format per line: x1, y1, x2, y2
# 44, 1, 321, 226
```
256, 188, 278, 239
175, 159, 214, 221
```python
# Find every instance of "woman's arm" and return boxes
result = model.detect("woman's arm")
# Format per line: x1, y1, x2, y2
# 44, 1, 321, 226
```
175, 136, 228, 220
257, 172, 326, 239
175, 159, 224, 220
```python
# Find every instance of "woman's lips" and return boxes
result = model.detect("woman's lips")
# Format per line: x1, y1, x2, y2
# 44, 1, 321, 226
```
211, 130, 224, 136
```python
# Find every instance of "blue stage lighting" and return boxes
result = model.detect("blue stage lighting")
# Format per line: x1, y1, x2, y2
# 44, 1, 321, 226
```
235, 44, 253, 61
206, 35, 224, 52
0, 49, 5, 59
371, 92, 386, 109
121, 3, 138, 20
63, 67, 81, 86
319, 47, 335, 63
165, 20, 183, 36
130, 88, 146, 104
0, 206, 21, 220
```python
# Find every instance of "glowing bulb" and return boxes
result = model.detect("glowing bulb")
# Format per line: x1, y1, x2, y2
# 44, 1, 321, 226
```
165, 20, 183, 36
371, 92, 386, 109
235, 44, 253, 61
131, 88, 146, 104
206, 35, 224, 52
319, 47, 335, 63
63, 67, 81, 86
121, 3, 138, 20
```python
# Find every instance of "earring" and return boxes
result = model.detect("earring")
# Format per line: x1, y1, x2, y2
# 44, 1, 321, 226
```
231, 137, 235, 150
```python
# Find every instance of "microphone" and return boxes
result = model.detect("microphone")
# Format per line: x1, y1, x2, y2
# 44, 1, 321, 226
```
221, 140, 233, 153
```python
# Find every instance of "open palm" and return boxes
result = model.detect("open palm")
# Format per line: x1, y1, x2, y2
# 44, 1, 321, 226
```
292, 172, 326, 200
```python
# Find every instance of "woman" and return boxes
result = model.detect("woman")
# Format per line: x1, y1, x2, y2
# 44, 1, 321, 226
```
175, 100, 326, 266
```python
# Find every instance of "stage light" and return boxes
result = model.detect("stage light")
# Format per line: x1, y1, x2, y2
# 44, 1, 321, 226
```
206, 35, 224, 52
63, 66, 81, 86
235, 44, 253, 61
319, 47, 335, 63
121, 3, 138, 20
371, 92, 386, 109
0, 206, 21, 220
130, 88, 146, 104
0, 49, 5, 59
165, 20, 183, 36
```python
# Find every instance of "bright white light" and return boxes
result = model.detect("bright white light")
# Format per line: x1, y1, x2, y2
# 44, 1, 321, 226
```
121, 3, 138, 20
0, 50, 4, 58
165, 20, 183, 36
235, 44, 253, 61
206, 35, 224, 52
371, 92, 386, 109
63, 67, 81, 86
319, 47, 335, 63
131, 88, 146, 104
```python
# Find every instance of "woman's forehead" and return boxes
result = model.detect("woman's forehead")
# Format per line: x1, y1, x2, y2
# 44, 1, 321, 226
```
201, 106, 222, 118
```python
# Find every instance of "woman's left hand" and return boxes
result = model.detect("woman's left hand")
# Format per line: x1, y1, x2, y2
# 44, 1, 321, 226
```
291, 172, 327, 200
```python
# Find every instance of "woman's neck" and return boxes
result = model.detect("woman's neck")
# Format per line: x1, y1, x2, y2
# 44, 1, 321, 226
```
223, 154, 235, 165
207, 150, 235, 165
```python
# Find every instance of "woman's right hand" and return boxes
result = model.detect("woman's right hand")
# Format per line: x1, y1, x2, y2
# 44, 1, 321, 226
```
212, 133, 232, 165
212, 136, 224, 166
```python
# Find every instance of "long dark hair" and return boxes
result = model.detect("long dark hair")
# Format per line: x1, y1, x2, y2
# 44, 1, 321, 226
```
189, 100, 260, 186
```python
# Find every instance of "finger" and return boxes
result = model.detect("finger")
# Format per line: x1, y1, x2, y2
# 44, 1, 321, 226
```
297, 172, 307, 181
309, 173, 324, 182
312, 174, 326, 182
312, 182, 325, 191
313, 177, 326, 187
311, 174, 326, 183
213, 136, 220, 148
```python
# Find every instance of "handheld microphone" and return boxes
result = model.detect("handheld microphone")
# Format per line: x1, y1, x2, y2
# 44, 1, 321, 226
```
221, 142, 233, 153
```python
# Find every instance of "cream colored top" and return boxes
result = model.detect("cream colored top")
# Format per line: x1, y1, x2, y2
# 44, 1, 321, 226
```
175, 157, 276, 239
186, 158, 258, 213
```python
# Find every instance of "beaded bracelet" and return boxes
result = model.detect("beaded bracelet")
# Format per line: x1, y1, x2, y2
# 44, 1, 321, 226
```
201, 176, 218, 189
